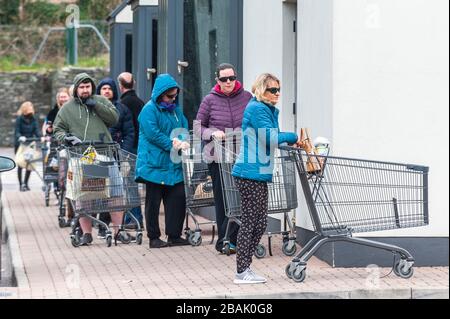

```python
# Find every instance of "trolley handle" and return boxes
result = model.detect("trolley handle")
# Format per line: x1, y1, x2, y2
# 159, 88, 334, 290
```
279, 145, 302, 152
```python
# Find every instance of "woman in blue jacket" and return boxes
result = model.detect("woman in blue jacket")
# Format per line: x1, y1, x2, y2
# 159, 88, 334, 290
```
232, 73, 299, 284
136, 74, 190, 249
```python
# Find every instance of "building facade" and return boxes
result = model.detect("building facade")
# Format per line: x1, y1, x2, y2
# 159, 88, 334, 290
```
109, 0, 449, 266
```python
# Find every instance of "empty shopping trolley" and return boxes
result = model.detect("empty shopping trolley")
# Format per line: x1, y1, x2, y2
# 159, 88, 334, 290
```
181, 133, 216, 246
215, 133, 298, 258
282, 146, 429, 282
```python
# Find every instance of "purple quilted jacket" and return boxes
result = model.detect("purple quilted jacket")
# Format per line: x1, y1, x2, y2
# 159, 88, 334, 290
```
195, 82, 253, 140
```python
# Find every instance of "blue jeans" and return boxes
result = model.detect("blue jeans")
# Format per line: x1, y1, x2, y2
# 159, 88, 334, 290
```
124, 206, 143, 224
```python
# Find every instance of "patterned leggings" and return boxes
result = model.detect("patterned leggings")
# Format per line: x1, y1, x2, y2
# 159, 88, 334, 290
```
235, 177, 268, 274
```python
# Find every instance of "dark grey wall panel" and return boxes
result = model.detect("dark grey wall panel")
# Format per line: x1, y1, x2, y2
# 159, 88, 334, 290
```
297, 227, 449, 267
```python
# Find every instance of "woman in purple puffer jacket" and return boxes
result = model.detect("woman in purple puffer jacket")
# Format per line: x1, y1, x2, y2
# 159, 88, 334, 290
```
195, 63, 252, 254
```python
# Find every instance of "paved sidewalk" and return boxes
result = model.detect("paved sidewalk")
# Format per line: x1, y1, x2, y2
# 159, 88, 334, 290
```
0, 148, 448, 299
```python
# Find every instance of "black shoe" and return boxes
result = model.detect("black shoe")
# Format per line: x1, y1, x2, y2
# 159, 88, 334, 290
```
24, 185, 30, 191
20, 184, 26, 192
79, 233, 93, 246
168, 237, 190, 247
149, 238, 169, 248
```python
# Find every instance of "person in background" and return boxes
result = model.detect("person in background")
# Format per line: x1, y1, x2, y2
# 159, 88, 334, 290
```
135, 74, 190, 249
117, 72, 145, 229
96, 77, 135, 239
195, 63, 252, 254
42, 88, 70, 137
231, 73, 300, 284
14, 101, 41, 192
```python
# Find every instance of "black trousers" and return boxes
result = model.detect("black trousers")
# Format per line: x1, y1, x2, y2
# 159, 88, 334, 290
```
208, 163, 239, 251
145, 181, 186, 240
17, 168, 31, 186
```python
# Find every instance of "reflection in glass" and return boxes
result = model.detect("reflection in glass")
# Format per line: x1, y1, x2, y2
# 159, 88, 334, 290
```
183, 0, 231, 128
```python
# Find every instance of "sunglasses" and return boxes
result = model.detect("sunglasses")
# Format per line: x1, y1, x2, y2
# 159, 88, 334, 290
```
266, 87, 281, 94
165, 93, 178, 99
218, 76, 237, 83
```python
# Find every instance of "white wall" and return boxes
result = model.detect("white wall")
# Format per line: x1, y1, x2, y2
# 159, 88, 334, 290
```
295, 0, 334, 230
244, 0, 448, 237
332, 0, 449, 236
243, 0, 283, 91
243, 0, 299, 225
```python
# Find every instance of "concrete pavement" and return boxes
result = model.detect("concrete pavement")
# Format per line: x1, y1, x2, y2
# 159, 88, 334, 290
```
0, 148, 448, 299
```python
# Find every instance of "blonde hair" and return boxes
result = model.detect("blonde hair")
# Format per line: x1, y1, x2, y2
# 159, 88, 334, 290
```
56, 87, 70, 107
252, 73, 280, 105
17, 101, 35, 116
68, 84, 75, 98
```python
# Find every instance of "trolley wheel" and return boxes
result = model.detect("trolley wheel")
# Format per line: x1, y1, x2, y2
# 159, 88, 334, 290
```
282, 241, 297, 256
106, 235, 112, 247
285, 264, 293, 279
254, 244, 266, 259
71, 237, 80, 247
188, 232, 202, 247
292, 267, 306, 283
58, 217, 66, 228
136, 233, 143, 245
71, 231, 81, 248
394, 261, 414, 279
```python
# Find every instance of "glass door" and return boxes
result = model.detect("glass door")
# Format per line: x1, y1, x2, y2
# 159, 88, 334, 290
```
159, 0, 243, 128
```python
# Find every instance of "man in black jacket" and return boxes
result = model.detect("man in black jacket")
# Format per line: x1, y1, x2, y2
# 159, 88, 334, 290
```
117, 72, 145, 155
117, 72, 145, 229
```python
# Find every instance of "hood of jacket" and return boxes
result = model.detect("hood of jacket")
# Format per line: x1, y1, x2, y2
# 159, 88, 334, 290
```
73, 73, 96, 100
151, 74, 180, 109
211, 80, 243, 97
96, 77, 119, 103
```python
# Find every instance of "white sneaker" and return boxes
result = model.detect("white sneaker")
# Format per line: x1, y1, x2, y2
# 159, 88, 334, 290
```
233, 268, 267, 284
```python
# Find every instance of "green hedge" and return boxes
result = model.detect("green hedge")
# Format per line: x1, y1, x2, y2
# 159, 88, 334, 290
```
24, 1, 66, 25
0, 0, 19, 25
0, 0, 122, 26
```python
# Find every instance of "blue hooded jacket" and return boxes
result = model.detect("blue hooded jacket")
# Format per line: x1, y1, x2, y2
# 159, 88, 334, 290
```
232, 97, 298, 182
97, 77, 135, 152
135, 74, 189, 185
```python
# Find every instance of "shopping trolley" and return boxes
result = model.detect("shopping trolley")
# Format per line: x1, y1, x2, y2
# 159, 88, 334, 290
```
56, 145, 73, 228
42, 137, 61, 207
16, 136, 60, 206
215, 132, 298, 258
66, 141, 143, 247
282, 146, 429, 282
181, 132, 216, 246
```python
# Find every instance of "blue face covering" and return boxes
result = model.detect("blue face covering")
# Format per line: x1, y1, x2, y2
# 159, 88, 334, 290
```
159, 101, 177, 112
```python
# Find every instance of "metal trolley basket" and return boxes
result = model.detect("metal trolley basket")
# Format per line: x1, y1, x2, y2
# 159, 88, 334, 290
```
66, 142, 143, 247
181, 132, 216, 246
215, 132, 298, 258
282, 146, 429, 282
42, 138, 61, 207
